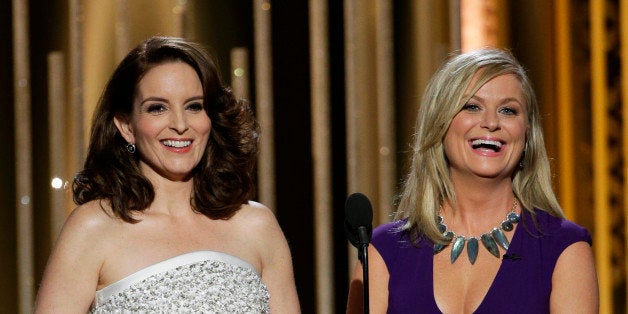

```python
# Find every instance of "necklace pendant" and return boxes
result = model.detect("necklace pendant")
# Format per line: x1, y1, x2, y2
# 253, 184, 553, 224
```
467, 237, 479, 264
491, 227, 510, 250
451, 236, 465, 263
480, 233, 500, 257
434, 242, 447, 254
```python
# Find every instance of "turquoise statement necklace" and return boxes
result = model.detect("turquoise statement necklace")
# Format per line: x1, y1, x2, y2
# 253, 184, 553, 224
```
434, 199, 520, 264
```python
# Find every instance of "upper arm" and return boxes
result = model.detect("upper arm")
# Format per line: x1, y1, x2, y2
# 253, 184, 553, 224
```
347, 245, 389, 314
246, 203, 301, 313
35, 205, 109, 313
550, 241, 599, 313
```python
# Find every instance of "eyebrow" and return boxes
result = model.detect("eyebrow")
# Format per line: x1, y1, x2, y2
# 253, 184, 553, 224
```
468, 95, 524, 106
140, 95, 204, 106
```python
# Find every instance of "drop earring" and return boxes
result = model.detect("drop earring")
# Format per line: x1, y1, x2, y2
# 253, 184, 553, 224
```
126, 143, 136, 153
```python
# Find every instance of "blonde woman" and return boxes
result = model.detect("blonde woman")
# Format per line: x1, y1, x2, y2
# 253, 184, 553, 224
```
347, 49, 598, 313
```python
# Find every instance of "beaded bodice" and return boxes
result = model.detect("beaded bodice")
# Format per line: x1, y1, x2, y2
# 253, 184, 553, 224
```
90, 251, 270, 313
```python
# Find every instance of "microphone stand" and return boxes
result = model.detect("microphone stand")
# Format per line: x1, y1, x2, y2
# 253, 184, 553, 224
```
358, 226, 370, 314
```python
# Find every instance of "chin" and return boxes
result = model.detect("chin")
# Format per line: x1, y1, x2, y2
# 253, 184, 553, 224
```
474, 169, 513, 179
161, 167, 197, 181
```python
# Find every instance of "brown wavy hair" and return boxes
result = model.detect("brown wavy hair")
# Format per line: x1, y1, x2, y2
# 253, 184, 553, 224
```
73, 36, 260, 222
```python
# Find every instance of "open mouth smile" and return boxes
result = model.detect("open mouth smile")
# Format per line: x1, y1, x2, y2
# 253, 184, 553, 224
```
161, 140, 192, 148
470, 139, 503, 152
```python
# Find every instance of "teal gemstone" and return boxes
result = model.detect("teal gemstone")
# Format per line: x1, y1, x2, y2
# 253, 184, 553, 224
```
443, 231, 454, 241
491, 228, 510, 250
467, 237, 479, 265
480, 233, 500, 257
501, 220, 514, 231
434, 242, 447, 254
451, 236, 465, 263
507, 212, 520, 223
438, 223, 447, 233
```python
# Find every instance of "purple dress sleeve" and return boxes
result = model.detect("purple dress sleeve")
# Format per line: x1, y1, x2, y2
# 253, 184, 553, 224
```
371, 210, 592, 314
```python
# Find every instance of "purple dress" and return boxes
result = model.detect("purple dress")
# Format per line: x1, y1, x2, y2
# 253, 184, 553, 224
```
371, 209, 592, 313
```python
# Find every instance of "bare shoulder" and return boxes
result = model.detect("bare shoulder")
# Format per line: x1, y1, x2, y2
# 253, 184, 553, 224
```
223, 201, 287, 259
237, 200, 277, 220
235, 202, 301, 312
62, 200, 122, 241
231, 201, 282, 234
228, 201, 291, 263
35, 200, 120, 312
48, 199, 123, 267
550, 241, 599, 313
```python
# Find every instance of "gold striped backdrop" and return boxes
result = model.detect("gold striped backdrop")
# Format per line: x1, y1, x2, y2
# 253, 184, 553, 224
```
253, 0, 276, 211
622, 0, 628, 308
12, 0, 34, 312
591, 1, 612, 312
309, 0, 334, 312
5, 0, 628, 312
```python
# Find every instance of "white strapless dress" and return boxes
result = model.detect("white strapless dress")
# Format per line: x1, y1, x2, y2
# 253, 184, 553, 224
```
90, 251, 269, 313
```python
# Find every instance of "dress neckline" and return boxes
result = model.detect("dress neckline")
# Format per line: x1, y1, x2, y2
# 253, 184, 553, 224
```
431, 210, 526, 313
95, 250, 260, 302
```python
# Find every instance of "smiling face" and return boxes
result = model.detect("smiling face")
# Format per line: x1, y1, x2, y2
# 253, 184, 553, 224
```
443, 73, 528, 181
114, 61, 210, 182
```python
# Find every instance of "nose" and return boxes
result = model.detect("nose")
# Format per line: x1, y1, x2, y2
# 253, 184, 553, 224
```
480, 110, 500, 131
169, 110, 189, 134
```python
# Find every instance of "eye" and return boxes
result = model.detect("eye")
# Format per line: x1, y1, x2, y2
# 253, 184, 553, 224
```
461, 103, 481, 112
146, 103, 167, 114
186, 102, 204, 112
499, 106, 518, 115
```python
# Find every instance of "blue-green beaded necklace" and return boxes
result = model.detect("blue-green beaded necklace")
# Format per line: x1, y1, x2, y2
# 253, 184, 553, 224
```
434, 199, 521, 264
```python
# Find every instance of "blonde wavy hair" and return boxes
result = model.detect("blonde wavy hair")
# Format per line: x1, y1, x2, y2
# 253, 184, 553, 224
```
396, 48, 564, 243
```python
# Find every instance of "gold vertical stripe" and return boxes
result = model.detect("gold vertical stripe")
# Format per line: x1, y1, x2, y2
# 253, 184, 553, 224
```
344, 0, 359, 194
375, 0, 395, 224
449, 0, 461, 51
69, 0, 84, 195
348, 2, 379, 200
172, 0, 186, 37
555, 0, 576, 219
620, 0, 628, 309
591, 0, 612, 312
12, 0, 34, 312
231, 48, 249, 100
343, 0, 381, 280
416, 1, 433, 107
253, 0, 276, 210
47, 52, 67, 241
309, 1, 333, 311
344, 0, 359, 279
115, 0, 130, 62
461, 0, 504, 50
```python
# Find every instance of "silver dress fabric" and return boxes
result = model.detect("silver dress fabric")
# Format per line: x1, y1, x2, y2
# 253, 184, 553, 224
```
90, 251, 270, 313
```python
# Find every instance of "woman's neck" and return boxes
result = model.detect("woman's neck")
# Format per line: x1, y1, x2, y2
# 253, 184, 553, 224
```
444, 175, 516, 234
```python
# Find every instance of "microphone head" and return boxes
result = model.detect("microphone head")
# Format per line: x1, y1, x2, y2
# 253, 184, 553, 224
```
345, 192, 373, 229
344, 193, 373, 248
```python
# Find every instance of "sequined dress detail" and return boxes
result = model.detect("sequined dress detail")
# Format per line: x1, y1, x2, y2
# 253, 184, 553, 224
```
90, 251, 270, 313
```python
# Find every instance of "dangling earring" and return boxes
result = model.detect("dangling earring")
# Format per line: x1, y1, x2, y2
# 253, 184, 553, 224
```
126, 143, 136, 153
519, 147, 526, 168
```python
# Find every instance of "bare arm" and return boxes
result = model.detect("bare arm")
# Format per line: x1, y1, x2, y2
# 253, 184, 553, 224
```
347, 245, 389, 314
248, 203, 301, 313
550, 241, 599, 313
35, 204, 108, 313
